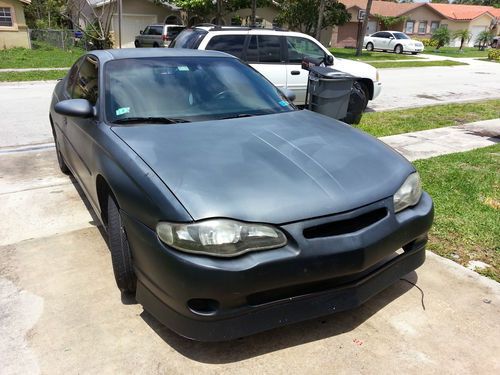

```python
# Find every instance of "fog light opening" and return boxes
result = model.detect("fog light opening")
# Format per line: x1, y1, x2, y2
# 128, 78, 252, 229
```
187, 298, 220, 316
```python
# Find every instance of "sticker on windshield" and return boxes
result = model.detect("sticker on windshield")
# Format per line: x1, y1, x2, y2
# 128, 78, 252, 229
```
115, 107, 130, 116
177, 66, 189, 71
278, 100, 289, 107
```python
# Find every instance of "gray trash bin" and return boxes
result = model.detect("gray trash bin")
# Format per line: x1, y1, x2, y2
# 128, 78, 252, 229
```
307, 67, 355, 120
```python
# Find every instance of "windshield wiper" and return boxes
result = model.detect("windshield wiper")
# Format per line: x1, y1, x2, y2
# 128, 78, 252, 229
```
112, 117, 190, 125
220, 112, 274, 120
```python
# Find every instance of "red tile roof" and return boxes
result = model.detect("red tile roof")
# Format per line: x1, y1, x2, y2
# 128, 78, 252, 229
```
428, 3, 498, 21
341, 0, 421, 18
341, 1, 499, 21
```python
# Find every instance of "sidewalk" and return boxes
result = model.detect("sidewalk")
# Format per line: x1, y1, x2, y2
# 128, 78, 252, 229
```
380, 118, 500, 161
0, 67, 69, 72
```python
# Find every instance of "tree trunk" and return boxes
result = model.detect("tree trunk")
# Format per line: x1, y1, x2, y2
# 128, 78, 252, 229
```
315, 0, 325, 41
216, 0, 222, 26
355, 0, 373, 57
251, 0, 256, 26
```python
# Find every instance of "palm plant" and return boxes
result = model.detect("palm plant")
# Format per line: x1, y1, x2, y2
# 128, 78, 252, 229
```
431, 27, 451, 50
453, 29, 472, 51
476, 30, 493, 51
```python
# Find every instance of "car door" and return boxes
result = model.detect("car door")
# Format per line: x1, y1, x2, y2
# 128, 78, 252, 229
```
140, 26, 150, 46
370, 32, 383, 49
285, 35, 327, 104
65, 55, 99, 196
244, 35, 287, 94
386, 32, 397, 50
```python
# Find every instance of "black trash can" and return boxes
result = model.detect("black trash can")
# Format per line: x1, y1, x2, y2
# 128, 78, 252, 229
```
307, 66, 355, 120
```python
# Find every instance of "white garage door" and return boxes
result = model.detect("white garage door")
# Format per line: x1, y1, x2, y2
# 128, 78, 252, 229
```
469, 26, 487, 47
113, 14, 157, 48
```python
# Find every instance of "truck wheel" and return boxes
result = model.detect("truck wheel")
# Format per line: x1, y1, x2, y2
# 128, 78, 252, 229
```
107, 195, 136, 294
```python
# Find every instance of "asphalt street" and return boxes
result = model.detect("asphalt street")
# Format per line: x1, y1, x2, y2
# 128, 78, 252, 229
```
1, 63, 500, 374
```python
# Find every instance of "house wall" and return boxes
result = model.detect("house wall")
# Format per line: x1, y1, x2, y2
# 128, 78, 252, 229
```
441, 15, 492, 47
0, 0, 30, 49
401, 6, 443, 39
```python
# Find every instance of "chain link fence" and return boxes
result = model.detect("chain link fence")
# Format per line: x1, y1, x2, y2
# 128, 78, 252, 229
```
29, 29, 86, 50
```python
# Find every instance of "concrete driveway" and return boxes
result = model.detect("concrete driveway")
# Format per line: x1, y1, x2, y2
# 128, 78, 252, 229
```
1, 77, 500, 373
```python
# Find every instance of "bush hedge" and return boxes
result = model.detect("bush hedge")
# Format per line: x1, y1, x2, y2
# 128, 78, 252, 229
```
487, 49, 500, 61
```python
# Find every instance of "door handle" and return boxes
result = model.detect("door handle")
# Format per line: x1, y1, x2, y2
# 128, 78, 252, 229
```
291, 70, 301, 75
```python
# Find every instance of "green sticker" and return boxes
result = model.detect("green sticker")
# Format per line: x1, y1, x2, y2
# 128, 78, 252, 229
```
115, 107, 130, 116
178, 66, 189, 71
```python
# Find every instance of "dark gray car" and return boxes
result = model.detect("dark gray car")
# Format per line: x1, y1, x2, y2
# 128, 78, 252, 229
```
49, 48, 433, 341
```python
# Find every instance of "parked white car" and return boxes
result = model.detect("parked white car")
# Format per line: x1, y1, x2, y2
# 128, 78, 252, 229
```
171, 27, 382, 106
364, 31, 424, 54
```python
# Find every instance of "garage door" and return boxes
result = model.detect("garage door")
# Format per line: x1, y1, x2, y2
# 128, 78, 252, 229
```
469, 26, 487, 47
112, 14, 157, 48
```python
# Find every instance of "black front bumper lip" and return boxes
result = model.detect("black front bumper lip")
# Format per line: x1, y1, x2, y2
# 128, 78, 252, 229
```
136, 240, 426, 342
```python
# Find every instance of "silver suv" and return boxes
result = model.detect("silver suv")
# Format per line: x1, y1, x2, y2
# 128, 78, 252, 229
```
135, 24, 185, 48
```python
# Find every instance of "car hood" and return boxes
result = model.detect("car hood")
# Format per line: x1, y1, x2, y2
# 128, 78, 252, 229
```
112, 111, 413, 224
334, 58, 377, 81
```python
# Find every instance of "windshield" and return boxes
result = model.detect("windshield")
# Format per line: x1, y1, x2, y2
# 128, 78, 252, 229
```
105, 57, 294, 124
393, 32, 410, 40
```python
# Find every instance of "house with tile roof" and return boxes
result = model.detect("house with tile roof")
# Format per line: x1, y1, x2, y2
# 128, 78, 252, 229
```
0, 0, 31, 48
333, 0, 499, 48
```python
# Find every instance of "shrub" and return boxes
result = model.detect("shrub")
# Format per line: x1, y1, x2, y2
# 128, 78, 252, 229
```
488, 49, 500, 61
415, 38, 438, 48
431, 27, 451, 50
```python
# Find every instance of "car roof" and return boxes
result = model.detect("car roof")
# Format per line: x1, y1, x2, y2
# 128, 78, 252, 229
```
194, 26, 289, 33
89, 48, 235, 62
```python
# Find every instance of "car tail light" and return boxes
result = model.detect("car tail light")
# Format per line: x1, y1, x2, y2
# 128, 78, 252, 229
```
162, 35, 169, 41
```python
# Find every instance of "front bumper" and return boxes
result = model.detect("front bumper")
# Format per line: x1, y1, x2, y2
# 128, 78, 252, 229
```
372, 80, 382, 99
124, 193, 433, 341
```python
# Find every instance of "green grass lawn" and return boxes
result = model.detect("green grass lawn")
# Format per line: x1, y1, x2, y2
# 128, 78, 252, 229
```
422, 47, 489, 58
0, 70, 67, 82
330, 48, 420, 61
0, 44, 83, 69
368, 60, 467, 69
414, 144, 500, 281
358, 100, 500, 137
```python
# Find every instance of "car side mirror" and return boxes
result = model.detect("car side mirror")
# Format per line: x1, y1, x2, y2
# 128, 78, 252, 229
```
140, 30, 143, 34
54, 99, 95, 118
325, 54, 334, 66
280, 88, 296, 102
389, 36, 394, 39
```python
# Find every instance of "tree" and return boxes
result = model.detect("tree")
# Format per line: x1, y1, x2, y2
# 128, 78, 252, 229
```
24, 0, 67, 29
453, 0, 499, 6
275, 0, 350, 38
355, 0, 373, 56
476, 30, 493, 50
375, 14, 406, 30
64, 0, 116, 49
431, 26, 451, 50
452, 29, 472, 51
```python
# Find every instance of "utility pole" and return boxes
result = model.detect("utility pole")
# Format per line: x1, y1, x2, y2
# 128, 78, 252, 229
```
355, 0, 373, 56
251, 0, 256, 26
118, 0, 122, 48
315, 0, 325, 41
216, 0, 222, 26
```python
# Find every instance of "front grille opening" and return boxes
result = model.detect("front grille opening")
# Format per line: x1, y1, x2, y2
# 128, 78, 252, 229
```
303, 208, 387, 239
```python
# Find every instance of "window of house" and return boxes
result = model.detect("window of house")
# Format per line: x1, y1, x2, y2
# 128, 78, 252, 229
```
430, 21, 440, 33
418, 21, 427, 34
405, 21, 415, 34
205, 35, 246, 59
0, 7, 13, 27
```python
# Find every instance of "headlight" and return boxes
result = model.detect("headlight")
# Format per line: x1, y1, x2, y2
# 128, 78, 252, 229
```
156, 219, 287, 257
393, 173, 423, 213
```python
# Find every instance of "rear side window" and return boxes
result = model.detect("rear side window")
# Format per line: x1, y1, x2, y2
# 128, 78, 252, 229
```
170, 29, 207, 48
149, 26, 163, 35
205, 35, 246, 59
167, 26, 185, 39
72, 56, 99, 105
245, 35, 282, 63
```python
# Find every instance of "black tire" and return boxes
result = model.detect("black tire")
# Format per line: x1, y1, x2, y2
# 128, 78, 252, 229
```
134, 40, 140, 48
411, 52, 418, 55
366, 42, 374, 51
153, 42, 159, 48
357, 81, 369, 110
107, 195, 136, 294
394, 44, 403, 54
51, 124, 70, 175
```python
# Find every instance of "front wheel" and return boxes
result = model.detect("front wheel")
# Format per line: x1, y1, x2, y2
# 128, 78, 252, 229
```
366, 42, 374, 51
411, 52, 418, 55
107, 195, 136, 294
134, 40, 140, 48
394, 44, 403, 54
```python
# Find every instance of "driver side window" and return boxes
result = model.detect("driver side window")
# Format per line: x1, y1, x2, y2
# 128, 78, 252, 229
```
286, 36, 325, 63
